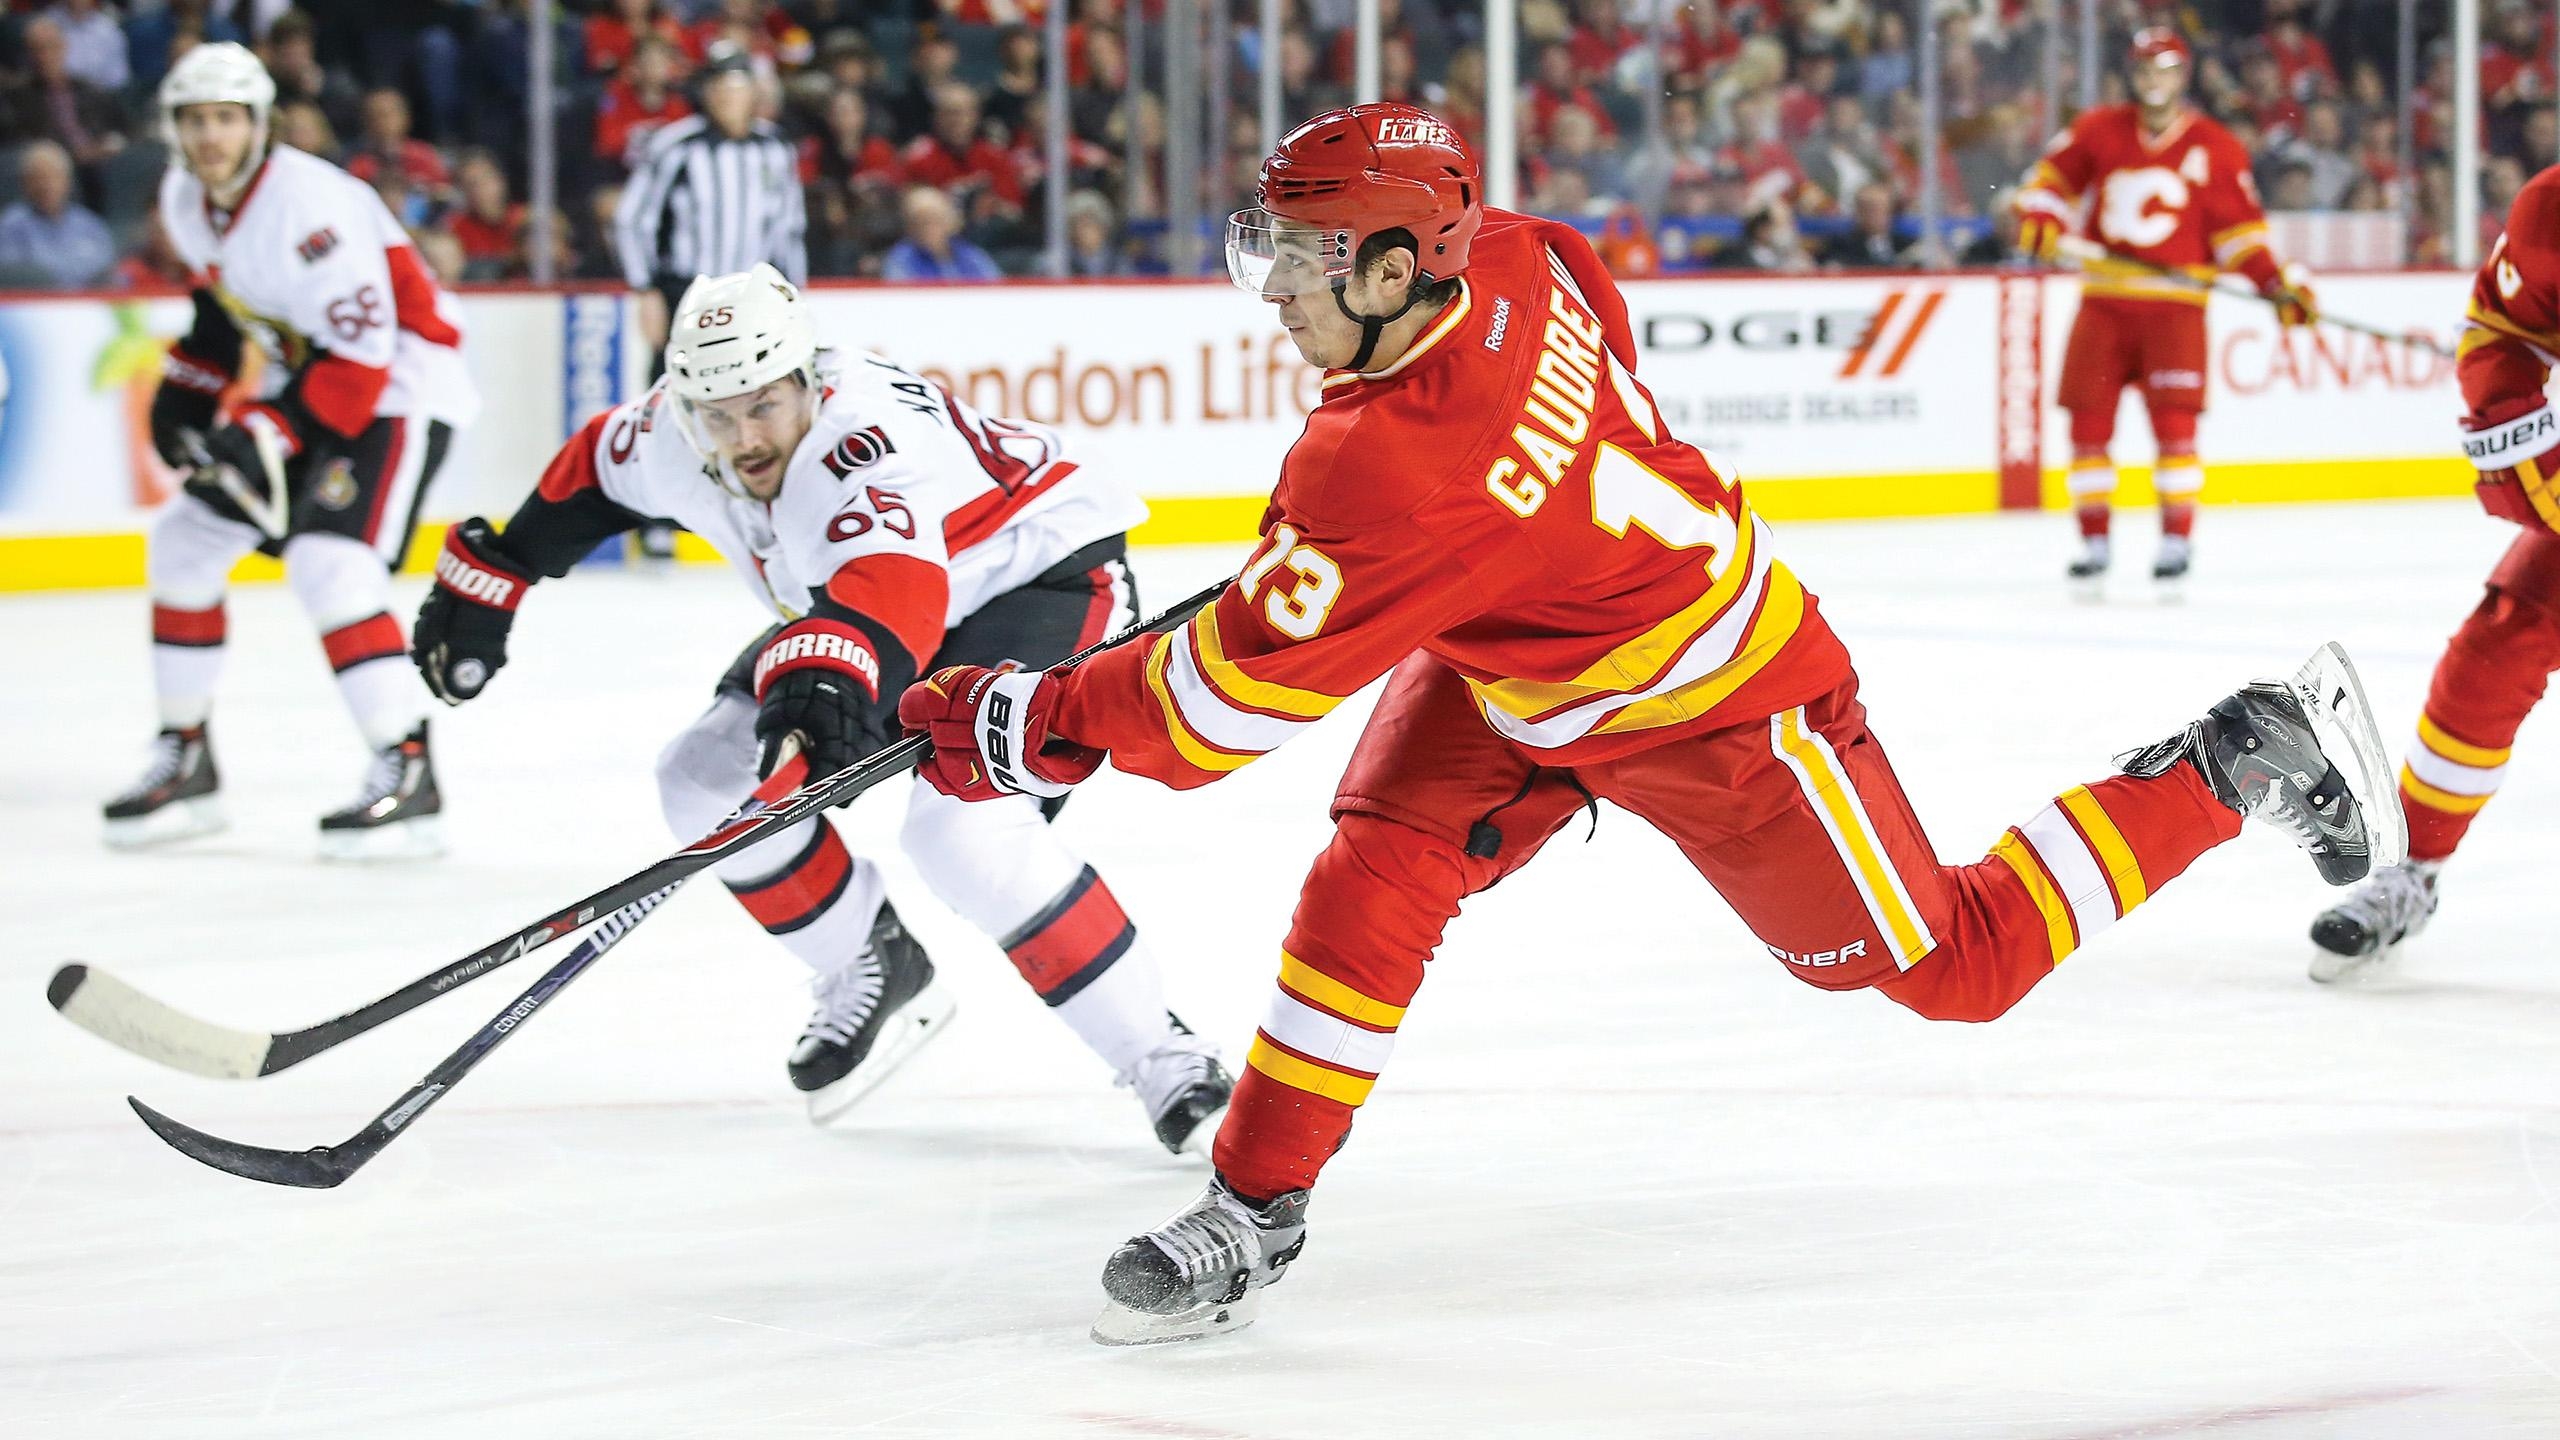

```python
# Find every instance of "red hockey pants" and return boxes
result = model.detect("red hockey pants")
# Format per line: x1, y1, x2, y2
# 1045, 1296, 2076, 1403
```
2399, 527, 2560, 861
1212, 657, 2243, 1200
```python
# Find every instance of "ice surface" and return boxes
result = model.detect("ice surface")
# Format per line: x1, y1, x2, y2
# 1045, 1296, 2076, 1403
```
4, 501, 2557, 1439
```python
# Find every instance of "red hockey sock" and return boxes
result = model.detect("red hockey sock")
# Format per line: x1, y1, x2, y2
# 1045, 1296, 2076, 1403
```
1876, 763, 2240, 1022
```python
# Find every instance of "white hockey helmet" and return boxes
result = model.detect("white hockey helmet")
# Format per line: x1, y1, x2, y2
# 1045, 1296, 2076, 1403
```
665, 263, 820, 405
157, 41, 275, 151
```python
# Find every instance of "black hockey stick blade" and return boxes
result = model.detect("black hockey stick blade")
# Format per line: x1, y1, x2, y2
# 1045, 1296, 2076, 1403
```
127, 1097, 353, 1188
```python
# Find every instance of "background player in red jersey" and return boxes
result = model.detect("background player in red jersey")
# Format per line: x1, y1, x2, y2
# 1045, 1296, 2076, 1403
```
2308, 163, 2560, 980
902, 103, 2403, 1343
2015, 29, 2317, 591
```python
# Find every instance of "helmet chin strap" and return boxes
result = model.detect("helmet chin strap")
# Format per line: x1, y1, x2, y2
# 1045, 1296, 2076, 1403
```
1331, 278, 1429, 373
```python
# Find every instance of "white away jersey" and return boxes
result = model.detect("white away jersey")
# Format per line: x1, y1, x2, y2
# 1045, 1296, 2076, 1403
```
538, 352, 1147, 645
162, 145, 479, 431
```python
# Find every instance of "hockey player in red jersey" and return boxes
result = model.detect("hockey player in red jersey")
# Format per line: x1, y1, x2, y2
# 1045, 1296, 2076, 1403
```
899, 104, 2404, 1341
106, 43, 478, 857
2308, 163, 2560, 980
406, 267, 1231, 1147
2015, 28, 2317, 590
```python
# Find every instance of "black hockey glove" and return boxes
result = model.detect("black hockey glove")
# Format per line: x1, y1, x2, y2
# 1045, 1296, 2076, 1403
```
414, 518, 536, 704
750, 616, 903, 782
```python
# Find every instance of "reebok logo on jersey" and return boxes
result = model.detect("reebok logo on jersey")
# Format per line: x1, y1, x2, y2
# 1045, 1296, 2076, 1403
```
822, 425, 897, 478
2466, 404, 2557, 469
296, 227, 340, 263
436, 548, 520, 609
1484, 296, 1513, 352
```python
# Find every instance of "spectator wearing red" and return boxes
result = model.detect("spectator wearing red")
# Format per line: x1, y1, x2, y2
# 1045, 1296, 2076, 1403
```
1719, 91, 1803, 211
2241, 53, 2305, 141
1563, 0, 1637, 87
686, 0, 804, 68
2483, 2, 2554, 111
903, 83, 1025, 222
1777, 48, 1841, 143
596, 37, 693, 169
1524, 41, 1615, 148
587, 0, 688, 75
345, 88, 451, 196
447, 150, 527, 279
801, 86, 902, 189
1668, 4, 1740, 88
2265, 5, 2340, 100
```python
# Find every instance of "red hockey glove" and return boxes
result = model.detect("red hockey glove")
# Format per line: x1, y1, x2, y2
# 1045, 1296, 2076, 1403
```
2014, 208, 2067, 264
2263, 276, 2318, 329
413, 518, 535, 704
2462, 394, 2560, 534
898, 662, 1102, 803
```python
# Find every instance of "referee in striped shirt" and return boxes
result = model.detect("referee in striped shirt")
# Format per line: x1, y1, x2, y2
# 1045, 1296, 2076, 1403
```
615, 51, 807, 363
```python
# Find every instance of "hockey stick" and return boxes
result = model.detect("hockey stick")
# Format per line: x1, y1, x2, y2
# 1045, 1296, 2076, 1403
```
2051, 237, 2455, 357
120, 575, 1231, 1188
53, 573, 1229, 1080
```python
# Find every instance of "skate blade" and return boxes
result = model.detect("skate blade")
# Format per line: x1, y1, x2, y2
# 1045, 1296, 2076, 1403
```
1090, 1289, 1263, 1346
318, 815, 446, 863
805, 981, 957, 1127
1172, 1102, 1228, 1161
2308, 942, 2399, 985
103, 797, 227, 850
2289, 643, 2410, 872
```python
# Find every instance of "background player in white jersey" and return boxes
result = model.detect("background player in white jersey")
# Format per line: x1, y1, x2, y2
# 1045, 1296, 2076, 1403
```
107, 43, 480, 858
407, 266, 1232, 1144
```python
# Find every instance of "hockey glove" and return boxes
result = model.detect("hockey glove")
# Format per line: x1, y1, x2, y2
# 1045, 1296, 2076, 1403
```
414, 519, 536, 704
2461, 394, 2560, 534
752, 617, 897, 781
2014, 207, 2067, 264
2264, 271, 2318, 329
149, 351, 229, 468
898, 662, 1103, 803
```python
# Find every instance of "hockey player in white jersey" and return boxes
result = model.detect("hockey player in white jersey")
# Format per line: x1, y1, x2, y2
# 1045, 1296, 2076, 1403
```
107, 43, 479, 858
407, 265, 1232, 1144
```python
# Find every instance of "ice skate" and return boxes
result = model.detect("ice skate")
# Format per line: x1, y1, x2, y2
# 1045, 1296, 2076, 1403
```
2308, 861, 2440, 983
1117, 1017, 1233, 1157
2152, 533, 2191, 599
1092, 1176, 1309, 1345
792, 901, 954, 1125
319, 722, 444, 861
2066, 536, 2110, 600
2120, 642, 2407, 886
102, 726, 225, 848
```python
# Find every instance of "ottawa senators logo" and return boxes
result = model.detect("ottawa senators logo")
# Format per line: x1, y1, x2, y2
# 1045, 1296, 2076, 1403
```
821, 425, 896, 478
313, 457, 360, 510
296, 227, 340, 263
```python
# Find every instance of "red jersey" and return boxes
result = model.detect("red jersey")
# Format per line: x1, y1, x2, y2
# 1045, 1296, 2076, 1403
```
1049, 211, 1852, 789
2018, 105, 2283, 305
2458, 164, 2560, 421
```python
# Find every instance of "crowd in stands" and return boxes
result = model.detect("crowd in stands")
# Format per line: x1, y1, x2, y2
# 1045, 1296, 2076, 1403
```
0, 0, 2536, 288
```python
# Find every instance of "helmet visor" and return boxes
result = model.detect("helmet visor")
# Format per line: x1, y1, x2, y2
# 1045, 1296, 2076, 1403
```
1226, 208, 1352, 298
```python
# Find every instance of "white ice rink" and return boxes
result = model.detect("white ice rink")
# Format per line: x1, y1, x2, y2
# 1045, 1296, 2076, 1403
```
5, 499, 2558, 1439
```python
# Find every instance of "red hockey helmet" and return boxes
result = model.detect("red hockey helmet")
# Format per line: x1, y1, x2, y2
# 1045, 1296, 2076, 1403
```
1227, 102, 1483, 299
2129, 27, 2190, 68
2128, 27, 2191, 107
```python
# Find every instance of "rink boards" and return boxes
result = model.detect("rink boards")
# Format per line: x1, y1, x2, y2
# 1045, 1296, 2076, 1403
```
0, 269, 2475, 591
